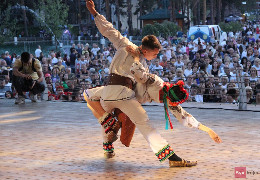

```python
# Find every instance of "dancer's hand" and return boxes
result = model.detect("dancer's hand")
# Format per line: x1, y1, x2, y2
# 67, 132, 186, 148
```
126, 45, 140, 61
86, 0, 97, 16
208, 129, 222, 143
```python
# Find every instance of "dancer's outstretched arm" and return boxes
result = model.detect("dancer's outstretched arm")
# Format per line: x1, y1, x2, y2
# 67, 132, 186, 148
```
86, 0, 133, 49
169, 105, 222, 144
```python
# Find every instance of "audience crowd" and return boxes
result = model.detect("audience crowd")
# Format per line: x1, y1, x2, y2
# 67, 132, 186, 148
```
1, 22, 260, 104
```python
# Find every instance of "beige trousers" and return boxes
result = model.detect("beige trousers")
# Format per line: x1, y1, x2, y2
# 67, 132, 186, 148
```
101, 98, 168, 153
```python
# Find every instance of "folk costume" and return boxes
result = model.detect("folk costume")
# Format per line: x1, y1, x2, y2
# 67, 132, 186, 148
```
86, 13, 188, 163
85, 0, 221, 165
85, 63, 201, 148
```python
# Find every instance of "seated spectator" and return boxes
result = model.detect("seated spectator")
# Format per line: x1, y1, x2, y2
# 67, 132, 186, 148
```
0, 59, 7, 69
0, 78, 12, 98
192, 64, 199, 76
91, 43, 100, 57
174, 55, 185, 71
205, 57, 212, 74
159, 56, 167, 68
53, 59, 65, 71
219, 65, 234, 82
182, 54, 189, 65
250, 81, 257, 95
184, 75, 193, 93
51, 52, 58, 66
252, 58, 260, 75
76, 43, 82, 55
189, 84, 203, 102
1, 52, 11, 66
210, 61, 219, 77
204, 87, 217, 102
172, 68, 185, 83
243, 74, 250, 87
249, 67, 259, 81
51, 67, 61, 84
5, 91, 13, 99
226, 88, 239, 104
245, 86, 256, 104
12, 52, 45, 104
220, 76, 228, 89
150, 59, 163, 76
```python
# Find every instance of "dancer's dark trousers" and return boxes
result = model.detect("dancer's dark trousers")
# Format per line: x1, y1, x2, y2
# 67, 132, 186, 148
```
12, 75, 45, 96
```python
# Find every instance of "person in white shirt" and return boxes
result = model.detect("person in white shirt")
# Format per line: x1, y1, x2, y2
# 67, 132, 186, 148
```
172, 68, 185, 83
165, 46, 172, 60
180, 44, 187, 54
220, 76, 228, 89
174, 55, 184, 71
91, 43, 100, 56
106, 52, 113, 63
103, 47, 110, 57
51, 53, 58, 65
205, 57, 212, 74
252, 58, 260, 74
184, 62, 193, 77
35, 45, 42, 58
151, 59, 163, 75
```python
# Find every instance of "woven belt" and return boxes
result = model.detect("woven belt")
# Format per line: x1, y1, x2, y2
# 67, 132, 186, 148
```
107, 73, 134, 90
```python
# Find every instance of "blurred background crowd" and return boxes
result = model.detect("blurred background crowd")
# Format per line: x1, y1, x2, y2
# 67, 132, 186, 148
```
1, 22, 260, 104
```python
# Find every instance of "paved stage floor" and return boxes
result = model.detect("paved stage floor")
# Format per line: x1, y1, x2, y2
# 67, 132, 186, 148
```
0, 100, 259, 180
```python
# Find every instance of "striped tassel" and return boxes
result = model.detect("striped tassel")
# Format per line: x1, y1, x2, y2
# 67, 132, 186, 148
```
163, 92, 173, 130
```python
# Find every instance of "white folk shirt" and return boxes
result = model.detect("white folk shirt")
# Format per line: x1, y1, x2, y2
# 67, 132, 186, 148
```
94, 13, 146, 101
130, 61, 200, 129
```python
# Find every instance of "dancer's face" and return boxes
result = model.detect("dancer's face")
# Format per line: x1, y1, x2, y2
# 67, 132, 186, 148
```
142, 48, 159, 60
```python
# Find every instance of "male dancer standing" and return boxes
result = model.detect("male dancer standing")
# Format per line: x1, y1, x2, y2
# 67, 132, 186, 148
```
85, 0, 197, 167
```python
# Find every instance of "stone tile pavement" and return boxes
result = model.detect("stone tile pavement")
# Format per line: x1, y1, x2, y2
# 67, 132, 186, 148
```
0, 100, 259, 180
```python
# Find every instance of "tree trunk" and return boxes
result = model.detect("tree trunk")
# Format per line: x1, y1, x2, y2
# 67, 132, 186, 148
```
187, 0, 190, 28
216, 0, 221, 24
115, 0, 121, 32
197, 0, 201, 25
127, 0, 133, 35
105, 0, 111, 22
221, 0, 226, 22
193, 2, 197, 25
139, 0, 143, 29
172, 0, 176, 22
169, 0, 173, 22
169, 0, 176, 22
210, 0, 215, 24
21, 0, 28, 37
78, 0, 81, 32
203, 0, 206, 25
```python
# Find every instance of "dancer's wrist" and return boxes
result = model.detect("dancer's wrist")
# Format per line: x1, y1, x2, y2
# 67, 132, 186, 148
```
198, 124, 210, 133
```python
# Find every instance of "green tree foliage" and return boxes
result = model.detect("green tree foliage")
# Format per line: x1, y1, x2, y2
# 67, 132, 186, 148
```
0, 5, 19, 44
219, 21, 242, 33
141, 24, 159, 37
153, 22, 170, 38
228, 0, 258, 14
38, 0, 68, 39
142, 21, 181, 38
162, 21, 181, 37
134, 0, 157, 16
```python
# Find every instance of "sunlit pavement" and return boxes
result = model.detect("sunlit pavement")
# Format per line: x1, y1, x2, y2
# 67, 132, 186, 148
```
0, 100, 259, 180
